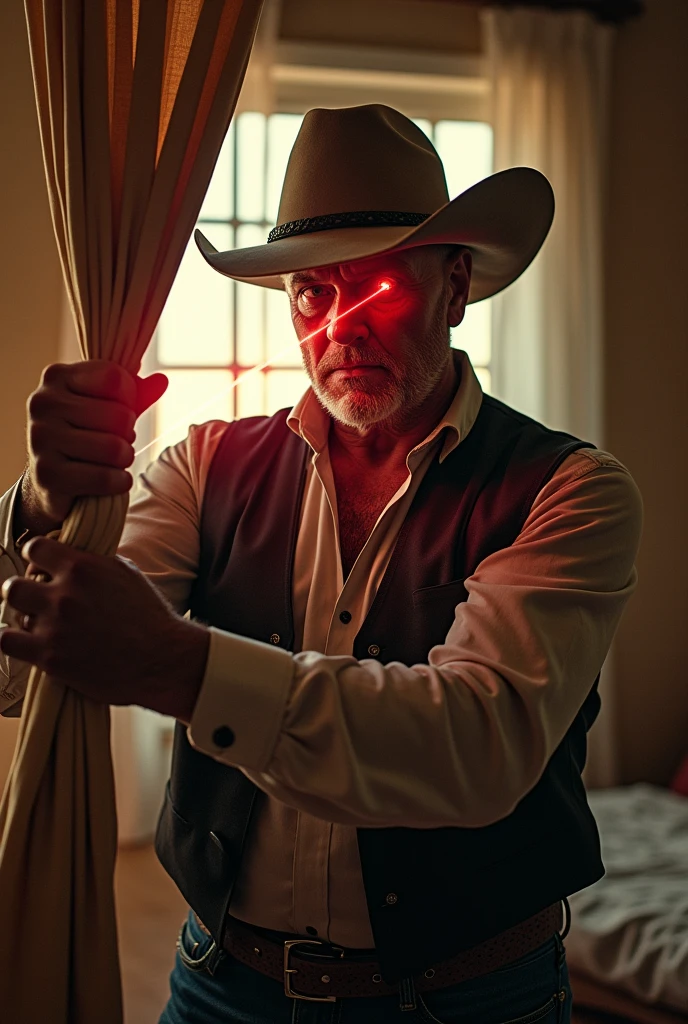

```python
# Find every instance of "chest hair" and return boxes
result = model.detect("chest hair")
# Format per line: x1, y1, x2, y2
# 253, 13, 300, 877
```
336, 478, 403, 578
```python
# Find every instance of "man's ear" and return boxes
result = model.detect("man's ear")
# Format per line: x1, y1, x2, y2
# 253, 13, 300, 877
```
447, 248, 473, 329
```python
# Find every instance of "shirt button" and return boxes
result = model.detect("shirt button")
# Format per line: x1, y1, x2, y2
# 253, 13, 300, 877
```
269, 633, 281, 645
212, 725, 235, 748
368, 644, 381, 657
339, 610, 352, 624
385, 893, 398, 905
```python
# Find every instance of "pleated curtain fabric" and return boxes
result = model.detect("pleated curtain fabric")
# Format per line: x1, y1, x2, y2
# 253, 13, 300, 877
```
482, 8, 619, 789
0, 2, 263, 1020
483, 7, 613, 446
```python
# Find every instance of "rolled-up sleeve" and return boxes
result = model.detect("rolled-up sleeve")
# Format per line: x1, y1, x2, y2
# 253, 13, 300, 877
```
188, 450, 643, 829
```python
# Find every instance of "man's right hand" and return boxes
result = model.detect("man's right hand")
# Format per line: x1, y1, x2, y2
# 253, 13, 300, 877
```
20, 360, 168, 530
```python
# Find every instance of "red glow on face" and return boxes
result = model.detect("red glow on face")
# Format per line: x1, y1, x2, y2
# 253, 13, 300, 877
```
133, 281, 393, 460
297, 280, 392, 348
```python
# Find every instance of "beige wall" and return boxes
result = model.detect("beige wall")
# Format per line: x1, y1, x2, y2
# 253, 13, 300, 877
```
604, 0, 688, 784
280, 0, 482, 53
0, 0, 63, 781
0, 0, 64, 496
0, 0, 686, 790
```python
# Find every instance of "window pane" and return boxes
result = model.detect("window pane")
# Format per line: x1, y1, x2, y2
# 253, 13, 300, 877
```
149, 368, 233, 462
265, 369, 310, 416
474, 365, 492, 395
153, 112, 494, 426
413, 118, 433, 142
266, 287, 301, 366
266, 113, 304, 226
200, 122, 234, 220
235, 365, 265, 419
451, 298, 491, 367
236, 223, 265, 366
237, 112, 266, 222
434, 121, 493, 198
157, 226, 233, 366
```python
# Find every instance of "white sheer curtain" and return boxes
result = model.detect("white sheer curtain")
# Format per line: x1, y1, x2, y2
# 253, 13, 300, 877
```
484, 7, 613, 444
483, 7, 617, 786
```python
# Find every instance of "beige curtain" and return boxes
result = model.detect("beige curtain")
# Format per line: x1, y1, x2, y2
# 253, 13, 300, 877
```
483, 8, 618, 786
0, 2, 263, 1021
484, 7, 612, 444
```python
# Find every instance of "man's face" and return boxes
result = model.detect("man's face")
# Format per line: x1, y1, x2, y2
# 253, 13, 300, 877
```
283, 246, 470, 430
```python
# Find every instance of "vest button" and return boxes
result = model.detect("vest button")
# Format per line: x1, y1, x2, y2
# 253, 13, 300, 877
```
339, 610, 352, 624
269, 633, 281, 644
212, 725, 235, 748
368, 644, 381, 657
385, 892, 398, 905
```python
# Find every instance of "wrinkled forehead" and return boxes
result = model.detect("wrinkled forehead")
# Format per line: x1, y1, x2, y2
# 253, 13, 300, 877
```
282, 249, 434, 291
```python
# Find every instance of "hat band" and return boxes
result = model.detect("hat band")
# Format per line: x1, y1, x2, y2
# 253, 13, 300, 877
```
267, 210, 430, 243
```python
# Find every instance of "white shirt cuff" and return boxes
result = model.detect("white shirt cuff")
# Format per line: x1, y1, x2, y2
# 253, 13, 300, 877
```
187, 626, 294, 771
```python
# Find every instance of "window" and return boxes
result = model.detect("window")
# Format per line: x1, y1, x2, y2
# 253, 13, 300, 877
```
139, 93, 493, 463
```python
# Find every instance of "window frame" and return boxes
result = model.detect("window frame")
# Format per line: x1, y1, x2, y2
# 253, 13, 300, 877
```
137, 49, 493, 463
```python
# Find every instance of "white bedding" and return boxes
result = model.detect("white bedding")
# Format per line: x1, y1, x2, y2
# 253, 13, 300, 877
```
566, 784, 688, 1014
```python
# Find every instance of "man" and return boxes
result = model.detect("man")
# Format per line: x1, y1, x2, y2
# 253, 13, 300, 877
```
0, 105, 642, 1023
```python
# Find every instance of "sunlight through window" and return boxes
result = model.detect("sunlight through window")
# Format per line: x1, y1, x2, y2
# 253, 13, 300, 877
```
147, 112, 494, 463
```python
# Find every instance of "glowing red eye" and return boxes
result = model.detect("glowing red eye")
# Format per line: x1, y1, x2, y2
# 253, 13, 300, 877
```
379, 280, 392, 291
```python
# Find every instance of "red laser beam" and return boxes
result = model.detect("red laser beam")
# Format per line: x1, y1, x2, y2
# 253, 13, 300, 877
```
133, 280, 392, 459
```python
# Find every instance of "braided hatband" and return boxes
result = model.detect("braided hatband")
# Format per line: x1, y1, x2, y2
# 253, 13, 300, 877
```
267, 210, 430, 243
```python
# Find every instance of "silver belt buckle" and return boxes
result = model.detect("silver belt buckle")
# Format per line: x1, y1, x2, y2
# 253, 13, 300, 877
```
283, 938, 341, 1002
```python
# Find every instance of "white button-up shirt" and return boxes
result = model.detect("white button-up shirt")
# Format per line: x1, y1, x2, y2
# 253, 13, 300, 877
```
0, 351, 643, 948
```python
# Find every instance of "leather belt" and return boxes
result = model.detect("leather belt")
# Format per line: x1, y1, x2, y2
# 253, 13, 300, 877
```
198, 902, 563, 1002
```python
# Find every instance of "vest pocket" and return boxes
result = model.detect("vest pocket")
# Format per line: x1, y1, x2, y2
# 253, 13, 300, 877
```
412, 579, 468, 608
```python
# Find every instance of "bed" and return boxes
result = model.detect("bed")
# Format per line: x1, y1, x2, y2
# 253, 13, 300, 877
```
566, 782, 688, 1022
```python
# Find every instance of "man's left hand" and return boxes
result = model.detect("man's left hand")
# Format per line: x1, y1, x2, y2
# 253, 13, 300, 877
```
0, 537, 209, 723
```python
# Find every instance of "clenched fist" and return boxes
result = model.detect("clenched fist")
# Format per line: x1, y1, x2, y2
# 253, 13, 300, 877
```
23, 360, 168, 527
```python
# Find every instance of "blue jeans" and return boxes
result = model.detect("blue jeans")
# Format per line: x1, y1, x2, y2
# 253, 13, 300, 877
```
159, 910, 572, 1024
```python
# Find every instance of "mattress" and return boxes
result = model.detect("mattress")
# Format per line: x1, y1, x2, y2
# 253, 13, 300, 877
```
566, 784, 688, 1016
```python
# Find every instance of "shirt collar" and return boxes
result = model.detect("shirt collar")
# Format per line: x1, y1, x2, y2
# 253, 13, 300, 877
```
287, 349, 483, 464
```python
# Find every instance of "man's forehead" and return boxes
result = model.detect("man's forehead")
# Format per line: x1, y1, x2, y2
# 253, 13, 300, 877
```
284, 251, 420, 287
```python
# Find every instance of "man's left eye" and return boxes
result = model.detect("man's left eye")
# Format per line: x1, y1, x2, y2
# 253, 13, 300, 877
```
301, 286, 330, 299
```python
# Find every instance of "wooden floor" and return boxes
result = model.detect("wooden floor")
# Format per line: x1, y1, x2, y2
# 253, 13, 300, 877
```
115, 844, 625, 1024
115, 844, 188, 1024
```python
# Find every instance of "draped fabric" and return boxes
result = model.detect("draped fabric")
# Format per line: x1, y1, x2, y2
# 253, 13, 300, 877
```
483, 7, 619, 787
0, 2, 263, 1021
484, 7, 613, 446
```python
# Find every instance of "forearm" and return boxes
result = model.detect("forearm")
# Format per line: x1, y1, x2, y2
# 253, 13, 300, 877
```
188, 627, 605, 830
187, 456, 642, 828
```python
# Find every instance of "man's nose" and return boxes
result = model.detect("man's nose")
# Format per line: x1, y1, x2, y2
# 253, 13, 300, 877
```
326, 294, 369, 346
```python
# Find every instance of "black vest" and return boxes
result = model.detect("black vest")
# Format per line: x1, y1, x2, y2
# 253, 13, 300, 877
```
155, 394, 604, 983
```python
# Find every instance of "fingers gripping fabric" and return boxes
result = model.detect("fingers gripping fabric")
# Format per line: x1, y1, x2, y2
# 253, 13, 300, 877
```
0, 3, 263, 1021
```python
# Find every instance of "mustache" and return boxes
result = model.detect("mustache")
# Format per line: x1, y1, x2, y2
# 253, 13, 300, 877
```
317, 349, 395, 376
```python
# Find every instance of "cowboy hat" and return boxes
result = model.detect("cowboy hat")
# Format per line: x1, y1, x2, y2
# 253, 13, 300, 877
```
195, 103, 554, 303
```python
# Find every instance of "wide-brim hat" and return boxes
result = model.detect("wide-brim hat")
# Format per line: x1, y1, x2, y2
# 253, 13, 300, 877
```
195, 103, 554, 304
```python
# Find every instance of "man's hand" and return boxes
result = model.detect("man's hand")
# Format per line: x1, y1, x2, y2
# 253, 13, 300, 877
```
0, 537, 208, 723
21, 360, 168, 529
